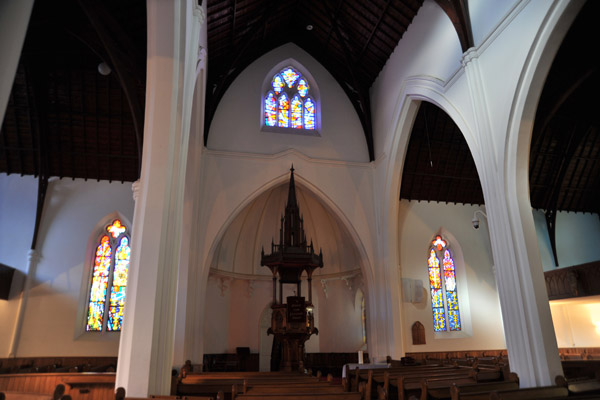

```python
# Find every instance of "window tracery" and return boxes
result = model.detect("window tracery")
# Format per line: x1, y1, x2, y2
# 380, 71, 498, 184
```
264, 66, 317, 131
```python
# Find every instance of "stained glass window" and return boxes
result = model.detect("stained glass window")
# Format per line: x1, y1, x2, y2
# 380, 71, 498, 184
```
86, 219, 130, 332
263, 66, 317, 131
427, 235, 461, 332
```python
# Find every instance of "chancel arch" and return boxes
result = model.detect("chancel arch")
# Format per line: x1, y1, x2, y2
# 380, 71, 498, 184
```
202, 170, 371, 361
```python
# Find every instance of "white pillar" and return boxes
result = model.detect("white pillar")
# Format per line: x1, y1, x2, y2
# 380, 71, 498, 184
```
115, 0, 204, 396
462, 48, 562, 388
0, 0, 34, 126
8, 249, 39, 357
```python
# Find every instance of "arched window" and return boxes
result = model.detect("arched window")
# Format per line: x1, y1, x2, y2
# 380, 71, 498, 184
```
86, 219, 130, 332
427, 235, 461, 332
263, 66, 318, 132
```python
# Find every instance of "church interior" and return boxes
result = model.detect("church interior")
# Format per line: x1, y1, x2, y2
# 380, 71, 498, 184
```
1, 0, 599, 398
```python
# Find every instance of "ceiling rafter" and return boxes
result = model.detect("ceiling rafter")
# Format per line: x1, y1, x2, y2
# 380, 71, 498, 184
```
77, 0, 144, 178
434, 0, 474, 52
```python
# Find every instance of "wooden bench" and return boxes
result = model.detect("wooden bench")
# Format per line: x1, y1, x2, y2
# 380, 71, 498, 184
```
449, 376, 569, 400
233, 393, 362, 400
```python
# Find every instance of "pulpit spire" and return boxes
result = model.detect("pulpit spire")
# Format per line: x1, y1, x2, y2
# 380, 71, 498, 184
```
261, 166, 323, 372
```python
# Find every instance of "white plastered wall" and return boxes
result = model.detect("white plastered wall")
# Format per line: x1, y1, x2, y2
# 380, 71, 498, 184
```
0, 176, 134, 357
207, 43, 369, 163
399, 200, 505, 352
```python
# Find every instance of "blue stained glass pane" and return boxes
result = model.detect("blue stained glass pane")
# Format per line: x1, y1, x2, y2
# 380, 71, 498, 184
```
265, 93, 277, 126
107, 306, 124, 331
272, 75, 284, 94
304, 97, 315, 130
433, 308, 446, 332
448, 309, 461, 331
297, 79, 309, 97
446, 291, 459, 310
431, 288, 444, 308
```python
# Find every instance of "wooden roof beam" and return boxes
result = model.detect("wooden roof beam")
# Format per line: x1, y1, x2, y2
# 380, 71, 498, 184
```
323, 0, 374, 160
77, 0, 144, 178
434, 0, 474, 53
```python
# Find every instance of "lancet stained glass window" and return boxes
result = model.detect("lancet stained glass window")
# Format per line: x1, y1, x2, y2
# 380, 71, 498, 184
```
427, 235, 461, 332
86, 219, 130, 332
264, 66, 316, 131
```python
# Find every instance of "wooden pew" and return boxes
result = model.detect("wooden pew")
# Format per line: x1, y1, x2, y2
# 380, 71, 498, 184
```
425, 374, 519, 400
449, 376, 569, 400
233, 393, 362, 400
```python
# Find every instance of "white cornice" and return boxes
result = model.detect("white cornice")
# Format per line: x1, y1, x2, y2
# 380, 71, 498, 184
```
203, 148, 374, 169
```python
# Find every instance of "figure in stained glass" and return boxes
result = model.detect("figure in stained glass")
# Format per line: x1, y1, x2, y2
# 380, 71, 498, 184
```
297, 79, 309, 97
278, 93, 290, 127
265, 93, 277, 127
304, 98, 315, 130
281, 68, 299, 88
272, 75, 284, 94
291, 95, 303, 129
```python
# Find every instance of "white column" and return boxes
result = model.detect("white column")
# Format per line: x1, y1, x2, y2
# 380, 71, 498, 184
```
0, 0, 34, 126
115, 0, 204, 396
462, 48, 562, 388
8, 249, 39, 357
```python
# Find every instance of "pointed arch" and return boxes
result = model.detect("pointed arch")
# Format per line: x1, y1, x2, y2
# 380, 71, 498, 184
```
77, 212, 132, 335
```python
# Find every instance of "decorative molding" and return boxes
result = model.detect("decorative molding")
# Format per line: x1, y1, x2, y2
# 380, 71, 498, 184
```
131, 180, 141, 202
208, 267, 362, 282
193, 3, 205, 25
204, 148, 374, 170
218, 277, 231, 297
320, 271, 362, 298
246, 280, 255, 299
197, 46, 207, 73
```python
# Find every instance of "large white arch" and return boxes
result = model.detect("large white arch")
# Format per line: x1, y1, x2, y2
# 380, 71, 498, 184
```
378, 76, 482, 360
187, 157, 377, 362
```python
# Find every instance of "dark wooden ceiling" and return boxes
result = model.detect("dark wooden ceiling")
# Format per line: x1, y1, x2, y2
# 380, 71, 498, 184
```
0, 0, 597, 219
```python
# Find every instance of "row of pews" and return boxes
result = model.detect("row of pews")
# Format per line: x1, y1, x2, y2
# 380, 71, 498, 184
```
174, 369, 362, 400
349, 357, 600, 400
2, 357, 600, 400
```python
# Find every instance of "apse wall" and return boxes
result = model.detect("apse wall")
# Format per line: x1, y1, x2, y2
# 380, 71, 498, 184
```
398, 200, 506, 353
203, 182, 366, 355
207, 43, 369, 163
0, 175, 134, 357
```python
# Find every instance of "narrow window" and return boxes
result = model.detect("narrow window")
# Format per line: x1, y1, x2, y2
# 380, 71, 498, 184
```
86, 219, 130, 332
427, 235, 461, 332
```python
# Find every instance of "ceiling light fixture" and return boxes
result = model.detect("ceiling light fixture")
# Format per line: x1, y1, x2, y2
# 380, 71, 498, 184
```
306, 24, 313, 31
97, 62, 112, 76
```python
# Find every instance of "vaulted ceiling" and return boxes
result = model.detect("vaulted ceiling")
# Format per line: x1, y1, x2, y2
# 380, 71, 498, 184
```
0, 0, 597, 219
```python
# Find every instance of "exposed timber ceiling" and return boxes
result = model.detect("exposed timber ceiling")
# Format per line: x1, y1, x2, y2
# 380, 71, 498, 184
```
0, 0, 598, 220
